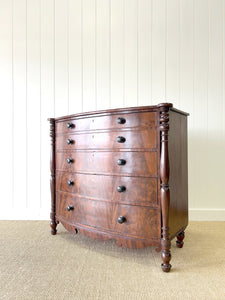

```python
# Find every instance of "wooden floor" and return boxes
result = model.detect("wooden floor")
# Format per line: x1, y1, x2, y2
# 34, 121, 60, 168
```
0, 221, 224, 299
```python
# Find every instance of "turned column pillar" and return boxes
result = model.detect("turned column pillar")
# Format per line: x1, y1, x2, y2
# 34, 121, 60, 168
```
158, 103, 173, 272
49, 118, 57, 235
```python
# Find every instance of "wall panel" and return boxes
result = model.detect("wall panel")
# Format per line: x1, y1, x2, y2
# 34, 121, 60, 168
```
151, 0, 166, 101
55, 0, 68, 117
26, 0, 41, 211
96, 0, 110, 110
82, 0, 96, 112
40, 0, 54, 216
138, 0, 152, 106
110, 0, 124, 108
0, 0, 13, 210
0, 0, 224, 220
12, 0, 27, 210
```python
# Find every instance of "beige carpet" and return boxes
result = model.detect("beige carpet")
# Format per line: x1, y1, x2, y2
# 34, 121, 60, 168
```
0, 221, 225, 300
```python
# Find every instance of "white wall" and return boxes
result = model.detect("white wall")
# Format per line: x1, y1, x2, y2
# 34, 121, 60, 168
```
0, 0, 224, 220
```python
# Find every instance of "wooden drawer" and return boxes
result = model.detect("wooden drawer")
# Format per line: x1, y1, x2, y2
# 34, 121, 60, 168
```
55, 112, 156, 133
56, 172, 158, 207
56, 191, 159, 239
113, 203, 159, 238
56, 192, 113, 232
56, 128, 156, 150
56, 151, 157, 177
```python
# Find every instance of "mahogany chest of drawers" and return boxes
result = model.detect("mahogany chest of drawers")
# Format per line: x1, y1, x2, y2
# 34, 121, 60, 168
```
49, 103, 189, 272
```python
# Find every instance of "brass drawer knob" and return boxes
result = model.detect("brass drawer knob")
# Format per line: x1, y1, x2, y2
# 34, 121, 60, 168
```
117, 136, 126, 143
67, 180, 74, 186
117, 159, 126, 166
67, 139, 73, 145
117, 216, 126, 224
117, 185, 126, 193
67, 205, 74, 211
117, 117, 126, 124
66, 158, 74, 164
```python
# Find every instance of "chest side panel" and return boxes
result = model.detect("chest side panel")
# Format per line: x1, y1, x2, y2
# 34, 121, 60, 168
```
168, 111, 188, 238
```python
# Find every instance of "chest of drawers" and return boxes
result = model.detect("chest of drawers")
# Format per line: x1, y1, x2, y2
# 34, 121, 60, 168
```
49, 103, 189, 272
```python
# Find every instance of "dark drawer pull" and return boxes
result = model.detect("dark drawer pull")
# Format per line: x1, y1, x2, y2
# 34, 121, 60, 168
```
117, 159, 126, 166
67, 139, 73, 145
67, 122, 74, 129
117, 185, 126, 193
117, 136, 126, 143
67, 180, 74, 186
67, 205, 74, 211
67, 158, 74, 164
117, 117, 126, 124
117, 216, 126, 224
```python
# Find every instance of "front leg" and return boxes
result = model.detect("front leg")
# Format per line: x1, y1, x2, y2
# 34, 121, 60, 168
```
161, 228, 171, 272
176, 231, 185, 248
50, 215, 58, 235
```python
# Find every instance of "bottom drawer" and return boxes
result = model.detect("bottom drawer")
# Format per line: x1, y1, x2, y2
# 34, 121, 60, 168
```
56, 192, 160, 239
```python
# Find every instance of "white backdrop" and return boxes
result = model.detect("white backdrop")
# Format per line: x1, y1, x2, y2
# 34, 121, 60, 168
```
0, 0, 224, 220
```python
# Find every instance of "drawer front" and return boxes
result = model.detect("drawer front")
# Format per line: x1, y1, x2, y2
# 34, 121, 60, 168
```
56, 128, 156, 150
56, 192, 159, 238
56, 192, 113, 231
56, 112, 156, 133
56, 151, 157, 177
113, 204, 159, 238
56, 172, 157, 206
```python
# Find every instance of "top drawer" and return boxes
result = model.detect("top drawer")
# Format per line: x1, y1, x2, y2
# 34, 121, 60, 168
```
56, 112, 156, 133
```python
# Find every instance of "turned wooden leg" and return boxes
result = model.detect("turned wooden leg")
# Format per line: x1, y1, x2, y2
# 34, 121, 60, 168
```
50, 220, 57, 235
50, 214, 58, 235
176, 231, 185, 248
161, 229, 172, 272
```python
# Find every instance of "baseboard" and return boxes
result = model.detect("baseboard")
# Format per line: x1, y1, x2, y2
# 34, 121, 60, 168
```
0, 208, 49, 220
189, 209, 225, 221
0, 208, 224, 221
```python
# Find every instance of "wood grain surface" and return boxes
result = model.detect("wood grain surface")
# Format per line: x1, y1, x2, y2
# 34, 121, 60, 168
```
56, 191, 160, 239
56, 128, 156, 150
56, 111, 156, 133
168, 110, 188, 238
50, 103, 189, 272
56, 151, 157, 177
56, 172, 158, 206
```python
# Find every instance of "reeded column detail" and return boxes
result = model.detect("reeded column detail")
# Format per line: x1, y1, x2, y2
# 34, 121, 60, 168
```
49, 118, 57, 235
159, 103, 172, 272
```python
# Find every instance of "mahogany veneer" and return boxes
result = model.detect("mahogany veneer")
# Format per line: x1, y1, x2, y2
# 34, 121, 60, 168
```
49, 103, 189, 272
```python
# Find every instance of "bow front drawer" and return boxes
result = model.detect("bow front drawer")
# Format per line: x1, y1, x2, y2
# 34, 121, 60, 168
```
56, 151, 157, 177
56, 172, 157, 207
56, 112, 156, 133
56, 129, 156, 150
56, 192, 160, 239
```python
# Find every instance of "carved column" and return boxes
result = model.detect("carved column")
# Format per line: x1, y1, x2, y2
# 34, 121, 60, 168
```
159, 103, 172, 272
49, 118, 57, 235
